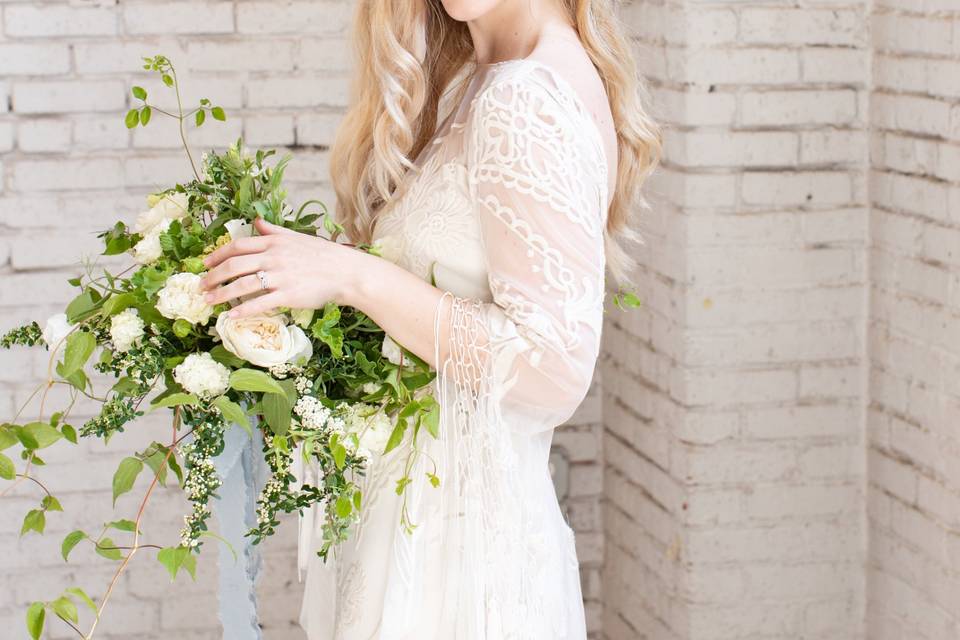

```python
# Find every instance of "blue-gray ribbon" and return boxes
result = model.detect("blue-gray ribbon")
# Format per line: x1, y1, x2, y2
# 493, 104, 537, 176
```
211, 420, 268, 640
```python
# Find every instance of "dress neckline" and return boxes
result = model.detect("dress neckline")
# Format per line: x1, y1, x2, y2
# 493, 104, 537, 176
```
476, 58, 610, 202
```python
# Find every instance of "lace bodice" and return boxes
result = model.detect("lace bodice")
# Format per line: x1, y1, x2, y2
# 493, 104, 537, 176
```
298, 58, 609, 640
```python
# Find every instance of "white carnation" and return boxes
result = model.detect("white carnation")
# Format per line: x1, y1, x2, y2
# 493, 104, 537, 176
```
135, 192, 189, 234
173, 352, 230, 399
110, 308, 145, 352
214, 312, 312, 368
42, 313, 74, 352
156, 272, 215, 325
131, 217, 172, 265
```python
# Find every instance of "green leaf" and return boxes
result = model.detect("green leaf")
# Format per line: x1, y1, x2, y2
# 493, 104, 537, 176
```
21, 509, 45, 536
150, 392, 198, 409
42, 495, 63, 512
139, 105, 152, 126
427, 472, 441, 488
106, 519, 137, 532
65, 290, 97, 323
0, 426, 18, 451
61, 530, 86, 561
140, 443, 169, 486
384, 417, 407, 454
51, 596, 78, 625
112, 457, 143, 506
101, 293, 136, 317
95, 537, 123, 561
61, 424, 77, 444
65, 587, 96, 613
262, 379, 295, 435
211, 106, 226, 121
421, 398, 440, 439
131, 85, 147, 100
172, 318, 192, 338
26, 602, 45, 640
332, 443, 346, 470
213, 397, 249, 433
61, 331, 96, 379
334, 495, 352, 519
23, 422, 62, 449
210, 345, 245, 368
14, 426, 39, 450
157, 546, 194, 581
125, 108, 140, 128
0, 452, 14, 480
229, 369, 285, 395
195, 109, 206, 127
162, 73, 174, 87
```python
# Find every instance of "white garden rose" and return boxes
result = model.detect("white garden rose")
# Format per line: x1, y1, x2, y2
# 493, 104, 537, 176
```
42, 313, 74, 351
215, 312, 312, 368
135, 192, 189, 234
381, 334, 404, 366
224, 219, 253, 241
131, 217, 172, 265
173, 352, 230, 399
110, 308, 145, 352
156, 272, 214, 325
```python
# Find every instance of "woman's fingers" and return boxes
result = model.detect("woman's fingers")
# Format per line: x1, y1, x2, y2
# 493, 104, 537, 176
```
204, 235, 273, 269
227, 290, 286, 319
254, 217, 298, 236
205, 274, 263, 306
202, 254, 266, 290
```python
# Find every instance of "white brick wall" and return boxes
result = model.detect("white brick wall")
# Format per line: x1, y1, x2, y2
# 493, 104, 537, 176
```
1, 1, 957, 639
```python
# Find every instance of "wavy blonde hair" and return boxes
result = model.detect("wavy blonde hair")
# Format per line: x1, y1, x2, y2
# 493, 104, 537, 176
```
328, 0, 661, 281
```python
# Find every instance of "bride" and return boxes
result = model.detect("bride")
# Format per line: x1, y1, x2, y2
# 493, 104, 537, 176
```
201, 0, 660, 637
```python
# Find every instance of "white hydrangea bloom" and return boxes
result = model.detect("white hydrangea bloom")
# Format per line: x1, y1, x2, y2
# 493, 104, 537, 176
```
173, 352, 230, 398
156, 272, 214, 325
110, 308, 145, 352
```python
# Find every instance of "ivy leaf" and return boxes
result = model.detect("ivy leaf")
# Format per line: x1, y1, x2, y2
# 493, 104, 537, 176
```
310, 303, 344, 358
25, 602, 45, 640
95, 537, 123, 561
157, 546, 195, 581
229, 368, 285, 395
42, 495, 63, 512
61, 530, 87, 561
65, 587, 97, 614
106, 519, 137, 532
21, 509, 45, 536
112, 457, 143, 506
211, 106, 226, 121
131, 85, 147, 100
125, 108, 140, 128
51, 596, 78, 625
384, 416, 407, 454
0, 452, 14, 480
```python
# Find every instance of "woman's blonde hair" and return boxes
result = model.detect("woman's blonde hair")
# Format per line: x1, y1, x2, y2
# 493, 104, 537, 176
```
328, 0, 662, 282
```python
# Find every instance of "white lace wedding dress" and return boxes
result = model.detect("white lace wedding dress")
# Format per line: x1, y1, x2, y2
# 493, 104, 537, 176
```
296, 57, 610, 640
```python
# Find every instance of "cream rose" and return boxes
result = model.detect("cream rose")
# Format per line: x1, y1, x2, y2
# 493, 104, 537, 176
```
135, 192, 189, 234
381, 334, 404, 366
156, 272, 214, 325
224, 219, 253, 241
214, 312, 312, 368
173, 352, 230, 399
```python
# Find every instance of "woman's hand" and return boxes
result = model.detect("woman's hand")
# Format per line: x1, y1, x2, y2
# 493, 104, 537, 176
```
200, 217, 364, 318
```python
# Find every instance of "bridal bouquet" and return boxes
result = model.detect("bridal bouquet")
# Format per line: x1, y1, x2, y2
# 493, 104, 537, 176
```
0, 56, 438, 639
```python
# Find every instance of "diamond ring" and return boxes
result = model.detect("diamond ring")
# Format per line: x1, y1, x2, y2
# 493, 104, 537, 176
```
256, 270, 268, 291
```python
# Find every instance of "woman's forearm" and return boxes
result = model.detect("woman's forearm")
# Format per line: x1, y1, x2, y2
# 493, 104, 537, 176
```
340, 249, 451, 370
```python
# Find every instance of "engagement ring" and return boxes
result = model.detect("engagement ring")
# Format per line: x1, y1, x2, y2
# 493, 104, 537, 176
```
256, 270, 268, 291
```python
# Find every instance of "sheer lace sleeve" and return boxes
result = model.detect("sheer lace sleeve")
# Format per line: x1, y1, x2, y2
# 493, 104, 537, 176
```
436, 67, 608, 434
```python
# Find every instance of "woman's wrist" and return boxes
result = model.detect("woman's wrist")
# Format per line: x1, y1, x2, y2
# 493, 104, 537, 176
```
335, 245, 383, 310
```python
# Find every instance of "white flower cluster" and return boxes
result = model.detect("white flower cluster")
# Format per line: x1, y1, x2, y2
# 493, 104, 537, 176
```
294, 375, 311, 394
256, 476, 288, 527
157, 272, 214, 325
132, 192, 189, 265
109, 308, 145, 352
173, 352, 230, 398
180, 504, 211, 548
337, 402, 392, 459
268, 362, 303, 379
183, 457, 217, 500
293, 395, 331, 431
